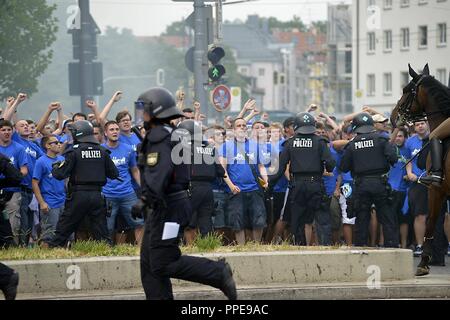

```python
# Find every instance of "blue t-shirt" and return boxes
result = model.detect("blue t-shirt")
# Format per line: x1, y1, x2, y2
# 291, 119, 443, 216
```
335, 148, 353, 185
13, 132, 44, 188
388, 144, 409, 192
119, 132, 141, 152
272, 140, 288, 193
323, 145, 339, 196
32, 155, 66, 208
218, 139, 262, 193
101, 142, 137, 198
0, 141, 28, 192
405, 135, 426, 177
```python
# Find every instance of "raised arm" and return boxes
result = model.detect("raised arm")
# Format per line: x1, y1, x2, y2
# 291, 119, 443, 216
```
85, 100, 102, 125
36, 102, 60, 135
99, 91, 122, 125
3, 93, 27, 121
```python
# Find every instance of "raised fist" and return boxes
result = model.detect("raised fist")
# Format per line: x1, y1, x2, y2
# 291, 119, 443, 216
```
85, 100, 97, 109
113, 91, 123, 102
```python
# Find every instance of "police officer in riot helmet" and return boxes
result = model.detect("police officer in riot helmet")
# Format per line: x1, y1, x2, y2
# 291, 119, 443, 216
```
174, 119, 226, 244
44, 120, 119, 248
133, 87, 236, 300
270, 112, 336, 245
339, 112, 399, 247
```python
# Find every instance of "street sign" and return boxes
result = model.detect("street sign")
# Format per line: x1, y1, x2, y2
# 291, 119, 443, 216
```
230, 86, 241, 112
185, 46, 195, 73
211, 85, 231, 112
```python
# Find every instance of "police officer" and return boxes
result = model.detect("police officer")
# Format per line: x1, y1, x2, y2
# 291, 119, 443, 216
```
174, 120, 225, 244
339, 113, 399, 248
134, 87, 236, 300
0, 152, 22, 300
270, 112, 336, 245
45, 121, 119, 247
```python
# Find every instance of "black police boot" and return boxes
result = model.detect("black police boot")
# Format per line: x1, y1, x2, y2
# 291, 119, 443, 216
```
219, 258, 237, 300
1, 271, 19, 300
419, 138, 443, 187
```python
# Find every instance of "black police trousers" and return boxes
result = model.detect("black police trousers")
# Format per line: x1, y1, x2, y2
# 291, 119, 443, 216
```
189, 181, 214, 236
140, 197, 226, 300
290, 178, 324, 245
48, 190, 111, 247
353, 177, 399, 248
0, 214, 15, 248
0, 262, 14, 288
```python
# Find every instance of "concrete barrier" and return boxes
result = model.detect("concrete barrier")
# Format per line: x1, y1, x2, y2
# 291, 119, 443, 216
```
3, 248, 413, 295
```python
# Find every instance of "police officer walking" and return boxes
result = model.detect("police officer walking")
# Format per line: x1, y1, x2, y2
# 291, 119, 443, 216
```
134, 87, 236, 300
175, 120, 225, 244
45, 121, 119, 247
270, 112, 336, 245
0, 152, 23, 300
339, 113, 399, 248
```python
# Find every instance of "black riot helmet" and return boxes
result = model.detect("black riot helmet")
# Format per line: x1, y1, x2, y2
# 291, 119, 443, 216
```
351, 112, 375, 134
135, 87, 184, 121
174, 119, 203, 143
294, 112, 316, 134
69, 120, 98, 144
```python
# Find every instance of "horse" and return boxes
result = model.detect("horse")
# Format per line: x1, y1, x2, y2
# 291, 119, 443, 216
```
391, 63, 450, 276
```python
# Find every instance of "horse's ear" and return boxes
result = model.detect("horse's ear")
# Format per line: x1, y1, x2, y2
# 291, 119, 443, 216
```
423, 63, 430, 75
409, 63, 419, 80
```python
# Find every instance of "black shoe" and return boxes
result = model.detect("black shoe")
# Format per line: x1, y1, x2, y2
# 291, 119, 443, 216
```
219, 259, 237, 300
1, 272, 19, 300
418, 173, 443, 187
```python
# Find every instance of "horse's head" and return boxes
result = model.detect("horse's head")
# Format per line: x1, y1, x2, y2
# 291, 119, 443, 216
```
391, 63, 430, 127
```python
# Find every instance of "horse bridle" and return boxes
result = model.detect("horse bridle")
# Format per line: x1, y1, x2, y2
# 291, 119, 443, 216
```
397, 75, 427, 123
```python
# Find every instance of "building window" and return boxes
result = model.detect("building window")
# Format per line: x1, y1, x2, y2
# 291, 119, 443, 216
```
418, 0, 428, 4
367, 74, 375, 96
383, 0, 393, 8
240, 67, 248, 75
258, 68, 265, 76
438, 23, 447, 46
401, 28, 410, 49
400, 72, 409, 90
383, 73, 392, 95
436, 69, 447, 85
367, 0, 376, 6
368, 32, 376, 53
384, 30, 392, 51
400, 0, 409, 7
345, 51, 352, 73
419, 25, 428, 47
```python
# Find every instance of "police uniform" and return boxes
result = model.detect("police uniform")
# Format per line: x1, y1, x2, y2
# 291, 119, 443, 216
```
270, 113, 336, 245
0, 152, 22, 300
47, 121, 119, 247
176, 120, 225, 237
135, 87, 236, 300
339, 113, 399, 247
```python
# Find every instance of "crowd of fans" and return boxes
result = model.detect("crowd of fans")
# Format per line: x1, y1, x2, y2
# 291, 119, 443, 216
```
0, 89, 449, 256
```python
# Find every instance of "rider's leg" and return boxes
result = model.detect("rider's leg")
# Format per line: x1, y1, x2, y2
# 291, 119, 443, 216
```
429, 117, 450, 139
419, 138, 443, 187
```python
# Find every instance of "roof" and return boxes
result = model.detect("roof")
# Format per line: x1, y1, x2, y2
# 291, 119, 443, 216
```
223, 24, 281, 63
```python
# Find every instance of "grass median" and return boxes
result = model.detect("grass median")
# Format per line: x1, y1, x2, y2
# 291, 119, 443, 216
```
0, 233, 347, 261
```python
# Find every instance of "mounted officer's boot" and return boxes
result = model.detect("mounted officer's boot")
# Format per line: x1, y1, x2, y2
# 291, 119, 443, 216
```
419, 138, 443, 187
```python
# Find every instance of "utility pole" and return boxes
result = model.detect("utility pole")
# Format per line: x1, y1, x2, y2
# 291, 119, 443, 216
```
193, 0, 208, 121
79, 0, 93, 115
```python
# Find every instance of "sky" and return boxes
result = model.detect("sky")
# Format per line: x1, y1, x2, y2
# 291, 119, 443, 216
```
87, 0, 352, 36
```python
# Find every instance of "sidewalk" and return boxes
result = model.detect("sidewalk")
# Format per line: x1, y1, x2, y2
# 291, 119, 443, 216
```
16, 273, 450, 300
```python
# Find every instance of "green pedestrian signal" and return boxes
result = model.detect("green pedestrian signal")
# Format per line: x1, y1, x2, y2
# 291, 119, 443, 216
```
207, 46, 226, 82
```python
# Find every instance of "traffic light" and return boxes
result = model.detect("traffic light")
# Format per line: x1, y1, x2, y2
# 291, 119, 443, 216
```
207, 46, 226, 82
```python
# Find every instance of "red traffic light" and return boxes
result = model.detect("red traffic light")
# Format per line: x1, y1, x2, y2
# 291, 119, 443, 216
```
207, 47, 225, 65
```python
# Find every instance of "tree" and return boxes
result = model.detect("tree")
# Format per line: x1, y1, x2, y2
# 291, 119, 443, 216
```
0, 0, 58, 99
163, 21, 188, 36
310, 21, 327, 34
